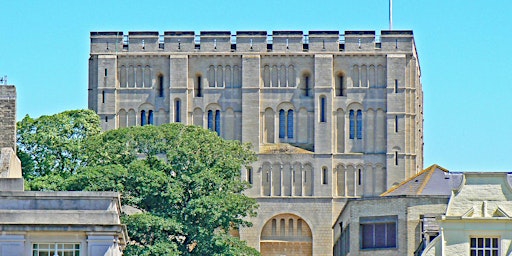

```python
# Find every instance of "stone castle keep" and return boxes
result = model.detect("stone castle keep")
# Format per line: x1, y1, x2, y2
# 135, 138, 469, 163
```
88, 30, 423, 255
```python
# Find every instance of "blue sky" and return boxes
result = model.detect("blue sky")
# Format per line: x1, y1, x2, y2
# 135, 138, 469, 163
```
1, 0, 511, 171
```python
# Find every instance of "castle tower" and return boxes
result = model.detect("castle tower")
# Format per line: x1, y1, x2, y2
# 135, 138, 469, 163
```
89, 29, 423, 255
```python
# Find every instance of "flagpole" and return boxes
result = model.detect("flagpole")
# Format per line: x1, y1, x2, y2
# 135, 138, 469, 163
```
389, 0, 393, 30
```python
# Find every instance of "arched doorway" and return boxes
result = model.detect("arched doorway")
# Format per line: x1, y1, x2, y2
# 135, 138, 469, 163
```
260, 213, 312, 256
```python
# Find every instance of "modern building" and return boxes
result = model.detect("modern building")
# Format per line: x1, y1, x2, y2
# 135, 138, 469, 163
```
0, 85, 128, 256
88, 29, 423, 255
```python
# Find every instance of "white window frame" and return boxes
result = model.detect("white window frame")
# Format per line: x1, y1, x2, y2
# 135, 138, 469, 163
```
32, 243, 81, 256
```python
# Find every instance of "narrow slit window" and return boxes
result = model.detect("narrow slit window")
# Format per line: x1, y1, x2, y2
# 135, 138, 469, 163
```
105, 116, 108, 122
358, 169, 362, 185
337, 75, 344, 96
394, 79, 398, 93
395, 151, 398, 166
104, 68, 108, 77
196, 76, 203, 97
158, 75, 164, 97
305, 76, 310, 96
322, 167, 328, 184
320, 96, 326, 122
247, 167, 253, 184
102, 90, 105, 103
395, 115, 398, 133
175, 99, 181, 122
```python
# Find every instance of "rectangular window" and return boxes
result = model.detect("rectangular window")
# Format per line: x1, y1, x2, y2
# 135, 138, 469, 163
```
395, 151, 398, 166
322, 168, 328, 184
104, 68, 107, 77
394, 79, 398, 93
470, 237, 499, 256
33, 243, 80, 256
360, 216, 397, 249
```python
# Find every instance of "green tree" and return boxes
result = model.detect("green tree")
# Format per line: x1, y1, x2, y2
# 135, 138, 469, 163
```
18, 112, 259, 255
17, 109, 102, 180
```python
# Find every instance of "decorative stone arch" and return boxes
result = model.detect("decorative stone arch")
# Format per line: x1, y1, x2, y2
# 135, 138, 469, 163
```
192, 107, 203, 127
138, 103, 154, 126
263, 107, 275, 143
260, 213, 313, 256
205, 103, 222, 135
336, 163, 346, 196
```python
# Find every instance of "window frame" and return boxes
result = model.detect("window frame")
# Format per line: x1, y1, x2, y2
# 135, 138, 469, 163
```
32, 243, 81, 256
360, 216, 398, 250
470, 237, 500, 256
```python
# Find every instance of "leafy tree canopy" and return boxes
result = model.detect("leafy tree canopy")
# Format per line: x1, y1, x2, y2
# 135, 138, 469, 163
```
17, 111, 259, 255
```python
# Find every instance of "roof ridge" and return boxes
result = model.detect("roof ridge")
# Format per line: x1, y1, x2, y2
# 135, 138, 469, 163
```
416, 166, 437, 195
380, 164, 434, 196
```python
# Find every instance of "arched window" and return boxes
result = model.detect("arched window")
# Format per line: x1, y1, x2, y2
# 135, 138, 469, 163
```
175, 99, 181, 122
287, 110, 294, 138
357, 110, 363, 139
336, 75, 345, 96
215, 110, 221, 135
320, 96, 326, 122
207, 110, 213, 130
278, 109, 294, 139
141, 110, 146, 126
304, 75, 310, 96
349, 110, 355, 139
207, 109, 221, 135
158, 75, 164, 97
279, 110, 286, 138
148, 110, 153, 125
196, 76, 203, 97
349, 109, 363, 139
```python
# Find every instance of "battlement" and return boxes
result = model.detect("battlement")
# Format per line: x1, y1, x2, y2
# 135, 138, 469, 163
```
90, 30, 415, 54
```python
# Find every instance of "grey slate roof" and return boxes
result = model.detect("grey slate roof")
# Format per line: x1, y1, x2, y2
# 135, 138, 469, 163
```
381, 164, 463, 196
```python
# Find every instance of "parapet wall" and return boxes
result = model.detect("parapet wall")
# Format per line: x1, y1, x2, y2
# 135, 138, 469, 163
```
90, 30, 415, 54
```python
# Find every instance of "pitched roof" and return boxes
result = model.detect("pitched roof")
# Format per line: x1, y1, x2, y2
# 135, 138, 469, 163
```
381, 164, 463, 196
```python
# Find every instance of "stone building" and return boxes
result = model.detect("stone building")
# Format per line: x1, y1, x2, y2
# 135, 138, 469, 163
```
88, 29, 423, 255
333, 165, 462, 256
0, 85, 127, 256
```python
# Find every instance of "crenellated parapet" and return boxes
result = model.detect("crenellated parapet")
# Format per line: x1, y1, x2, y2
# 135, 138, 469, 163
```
90, 30, 416, 54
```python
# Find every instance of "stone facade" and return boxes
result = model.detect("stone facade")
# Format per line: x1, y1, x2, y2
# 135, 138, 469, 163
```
334, 196, 449, 256
88, 30, 424, 255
